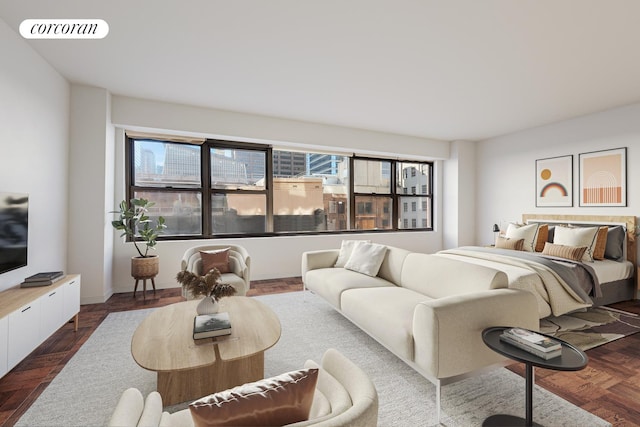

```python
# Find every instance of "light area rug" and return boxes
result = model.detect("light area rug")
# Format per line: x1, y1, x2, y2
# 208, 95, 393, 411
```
541, 306, 640, 351
17, 292, 610, 427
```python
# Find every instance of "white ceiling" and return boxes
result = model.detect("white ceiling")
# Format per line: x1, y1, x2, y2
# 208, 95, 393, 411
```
2, 0, 640, 141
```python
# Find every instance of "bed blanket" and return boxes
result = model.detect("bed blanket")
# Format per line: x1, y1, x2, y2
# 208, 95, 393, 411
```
437, 247, 598, 317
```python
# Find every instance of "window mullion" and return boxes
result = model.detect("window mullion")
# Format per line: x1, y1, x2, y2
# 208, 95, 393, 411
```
202, 142, 211, 236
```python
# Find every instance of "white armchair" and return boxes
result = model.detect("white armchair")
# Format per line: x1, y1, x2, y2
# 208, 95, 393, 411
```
109, 348, 378, 427
180, 244, 251, 297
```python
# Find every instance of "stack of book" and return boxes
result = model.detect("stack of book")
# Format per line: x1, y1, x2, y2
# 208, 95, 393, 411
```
500, 328, 562, 360
20, 271, 65, 288
193, 312, 232, 339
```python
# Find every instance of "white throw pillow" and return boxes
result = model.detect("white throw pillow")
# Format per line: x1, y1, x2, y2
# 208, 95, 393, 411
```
505, 223, 540, 252
553, 226, 599, 262
334, 239, 371, 268
344, 242, 388, 277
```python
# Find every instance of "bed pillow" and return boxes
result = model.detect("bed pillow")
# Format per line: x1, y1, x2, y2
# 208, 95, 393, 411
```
344, 242, 388, 277
189, 368, 319, 427
605, 226, 625, 261
535, 224, 549, 252
553, 226, 599, 262
541, 242, 588, 262
592, 226, 608, 260
495, 236, 524, 251
547, 225, 555, 243
334, 239, 371, 268
505, 223, 540, 252
200, 248, 231, 274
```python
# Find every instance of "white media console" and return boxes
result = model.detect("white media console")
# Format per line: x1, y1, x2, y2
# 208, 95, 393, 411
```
0, 274, 80, 379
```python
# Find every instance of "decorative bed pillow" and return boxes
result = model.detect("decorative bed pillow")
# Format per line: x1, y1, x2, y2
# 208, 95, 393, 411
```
189, 368, 319, 427
604, 225, 625, 261
541, 242, 588, 262
200, 248, 231, 274
344, 242, 388, 277
534, 224, 549, 252
334, 240, 371, 268
553, 226, 599, 262
505, 223, 540, 252
592, 226, 608, 260
495, 236, 524, 251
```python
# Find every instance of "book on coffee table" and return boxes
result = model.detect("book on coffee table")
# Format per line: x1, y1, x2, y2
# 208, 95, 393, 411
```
193, 312, 232, 339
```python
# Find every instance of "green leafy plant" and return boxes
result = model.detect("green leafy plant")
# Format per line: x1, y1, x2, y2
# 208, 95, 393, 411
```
111, 198, 167, 258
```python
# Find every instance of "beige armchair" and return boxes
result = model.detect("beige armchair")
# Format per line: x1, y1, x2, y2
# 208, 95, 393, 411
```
109, 348, 378, 427
180, 244, 251, 297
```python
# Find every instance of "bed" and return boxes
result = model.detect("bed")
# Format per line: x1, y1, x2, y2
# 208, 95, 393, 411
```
436, 214, 637, 319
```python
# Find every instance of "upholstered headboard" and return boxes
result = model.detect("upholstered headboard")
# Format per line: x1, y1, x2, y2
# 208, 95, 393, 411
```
521, 214, 637, 268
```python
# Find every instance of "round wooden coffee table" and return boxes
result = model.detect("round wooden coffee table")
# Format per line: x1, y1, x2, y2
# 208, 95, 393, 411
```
131, 296, 281, 405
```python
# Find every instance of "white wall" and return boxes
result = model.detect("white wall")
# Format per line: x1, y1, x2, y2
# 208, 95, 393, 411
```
442, 141, 477, 248
111, 96, 450, 160
67, 85, 115, 304
476, 103, 640, 248
0, 19, 70, 292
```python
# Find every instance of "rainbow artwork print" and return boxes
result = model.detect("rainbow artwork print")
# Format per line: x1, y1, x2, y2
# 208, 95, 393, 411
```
536, 155, 573, 207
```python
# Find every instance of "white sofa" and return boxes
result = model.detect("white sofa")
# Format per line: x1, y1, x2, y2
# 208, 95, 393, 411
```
302, 244, 539, 421
109, 348, 378, 427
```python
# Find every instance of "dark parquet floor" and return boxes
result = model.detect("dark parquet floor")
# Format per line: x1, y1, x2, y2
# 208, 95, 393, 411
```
0, 277, 638, 426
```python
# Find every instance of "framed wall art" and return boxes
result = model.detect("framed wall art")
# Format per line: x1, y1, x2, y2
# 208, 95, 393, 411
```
579, 147, 627, 207
536, 155, 573, 207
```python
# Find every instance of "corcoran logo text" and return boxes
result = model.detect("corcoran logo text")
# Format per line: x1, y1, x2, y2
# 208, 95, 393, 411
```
19, 19, 109, 39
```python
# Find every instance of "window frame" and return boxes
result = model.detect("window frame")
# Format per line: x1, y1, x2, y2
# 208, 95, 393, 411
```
125, 136, 434, 240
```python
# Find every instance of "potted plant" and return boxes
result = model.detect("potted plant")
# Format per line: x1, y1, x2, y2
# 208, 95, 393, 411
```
176, 268, 236, 314
111, 198, 167, 279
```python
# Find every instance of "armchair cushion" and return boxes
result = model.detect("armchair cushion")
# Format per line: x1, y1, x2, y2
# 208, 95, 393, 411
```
199, 248, 231, 274
188, 368, 319, 427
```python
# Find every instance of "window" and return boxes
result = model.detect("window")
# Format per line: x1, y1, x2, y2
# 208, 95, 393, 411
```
396, 162, 432, 230
353, 158, 392, 230
273, 150, 349, 232
126, 135, 433, 238
131, 139, 202, 236
210, 146, 268, 234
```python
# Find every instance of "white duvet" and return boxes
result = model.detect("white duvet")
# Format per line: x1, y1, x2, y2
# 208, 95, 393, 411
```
436, 248, 593, 318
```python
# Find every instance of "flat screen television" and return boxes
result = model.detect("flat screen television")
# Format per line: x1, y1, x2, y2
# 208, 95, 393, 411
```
0, 192, 29, 275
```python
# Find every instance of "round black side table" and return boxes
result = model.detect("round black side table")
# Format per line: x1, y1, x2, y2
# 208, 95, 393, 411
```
481, 326, 588, 427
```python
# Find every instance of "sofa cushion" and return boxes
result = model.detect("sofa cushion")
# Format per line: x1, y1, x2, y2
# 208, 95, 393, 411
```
376, 245, 411, 286
344, 242, 388, 277
305, 268, 395, 309
341, 287, 429, 361
189, 368, 318, 427
335, 240, 371, 268
400, 254, 508, 299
